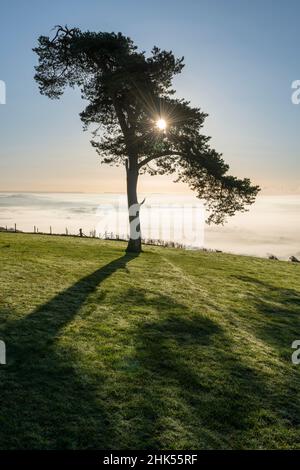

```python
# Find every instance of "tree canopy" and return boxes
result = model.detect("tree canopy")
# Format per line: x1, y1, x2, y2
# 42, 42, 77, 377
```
34, 26, 259, 232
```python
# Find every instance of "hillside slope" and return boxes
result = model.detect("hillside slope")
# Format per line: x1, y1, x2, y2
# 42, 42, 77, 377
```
0, 233, 300, 449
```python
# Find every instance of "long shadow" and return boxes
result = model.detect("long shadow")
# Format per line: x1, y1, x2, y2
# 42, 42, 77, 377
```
1, 263, 295, 449
0, 253, 138, 449
6, 253, 139, 349
232, 275, 300, 351
105, 288, 270, 449
230, 275, 300, 436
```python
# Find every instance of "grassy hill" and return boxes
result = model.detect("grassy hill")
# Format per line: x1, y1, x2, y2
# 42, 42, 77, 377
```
0, 232, 300, 449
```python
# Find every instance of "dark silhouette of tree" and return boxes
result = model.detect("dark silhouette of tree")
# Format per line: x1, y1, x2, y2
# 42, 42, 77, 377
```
34, 26, 259, 253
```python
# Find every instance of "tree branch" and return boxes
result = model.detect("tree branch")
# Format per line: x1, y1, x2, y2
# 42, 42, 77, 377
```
138, 152, 181, 169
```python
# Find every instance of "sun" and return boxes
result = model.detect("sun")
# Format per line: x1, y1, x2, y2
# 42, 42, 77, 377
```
156, 118, 167, 131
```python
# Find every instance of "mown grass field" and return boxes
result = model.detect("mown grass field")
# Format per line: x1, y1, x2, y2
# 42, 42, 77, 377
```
0, 232, 300, 449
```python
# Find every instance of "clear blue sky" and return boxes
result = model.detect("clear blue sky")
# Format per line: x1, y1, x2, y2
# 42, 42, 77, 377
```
0, 0, 300, 193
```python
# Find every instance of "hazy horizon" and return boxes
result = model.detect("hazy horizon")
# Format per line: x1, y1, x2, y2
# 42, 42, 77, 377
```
1, 192, 300, 259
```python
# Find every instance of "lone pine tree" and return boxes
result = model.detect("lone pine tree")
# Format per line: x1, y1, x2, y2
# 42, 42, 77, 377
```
34, 26, 259, 253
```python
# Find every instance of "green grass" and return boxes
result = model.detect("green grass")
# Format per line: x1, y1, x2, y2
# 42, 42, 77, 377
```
0, 233, 300, 449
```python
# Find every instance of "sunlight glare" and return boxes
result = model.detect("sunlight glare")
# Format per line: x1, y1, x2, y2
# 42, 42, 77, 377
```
156, 118, 167, 131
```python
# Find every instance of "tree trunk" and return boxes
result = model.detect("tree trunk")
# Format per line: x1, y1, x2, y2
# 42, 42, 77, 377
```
126, 160, 142, 253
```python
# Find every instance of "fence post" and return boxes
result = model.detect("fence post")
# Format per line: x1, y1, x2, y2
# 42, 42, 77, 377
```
79, 228, 83, 237
50, 226, 52, 235
14, 223, 17, 233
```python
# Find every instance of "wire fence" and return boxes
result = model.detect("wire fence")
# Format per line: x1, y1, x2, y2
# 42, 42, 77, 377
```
0, 224, 188, 249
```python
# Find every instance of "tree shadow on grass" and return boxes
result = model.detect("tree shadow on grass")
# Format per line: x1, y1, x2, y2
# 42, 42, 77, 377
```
232, 275, 300, 353
105, 288, 270, 449
0, 253, 139, 449
230, 275, 300, 438
0, 266, 288, 449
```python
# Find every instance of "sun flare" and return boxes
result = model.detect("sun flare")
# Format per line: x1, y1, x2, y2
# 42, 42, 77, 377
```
156, 118, 167, 131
